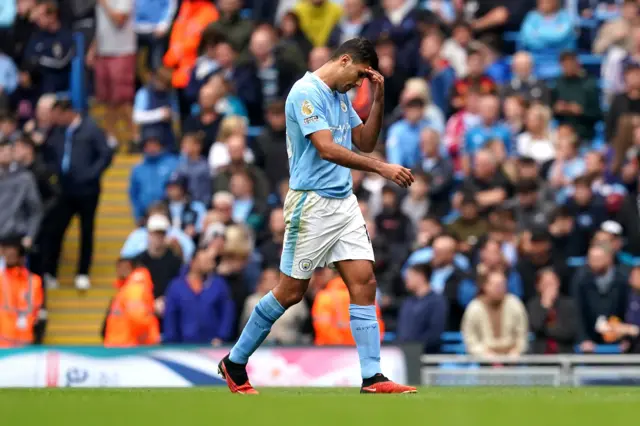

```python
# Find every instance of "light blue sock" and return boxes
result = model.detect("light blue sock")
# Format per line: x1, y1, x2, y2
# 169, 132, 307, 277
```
349, 304, 382, 379
229, 291, 285, 364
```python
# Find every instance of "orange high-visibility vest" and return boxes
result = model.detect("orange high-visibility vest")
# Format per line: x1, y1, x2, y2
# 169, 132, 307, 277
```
163, 0, 219, 88
312, 277, 385, 346
104, 267, 160, 347
0, 267, 43, 348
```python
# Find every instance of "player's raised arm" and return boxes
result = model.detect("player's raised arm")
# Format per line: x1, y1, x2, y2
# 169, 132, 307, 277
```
351, 68, 384, 153
309, 130, 414, 188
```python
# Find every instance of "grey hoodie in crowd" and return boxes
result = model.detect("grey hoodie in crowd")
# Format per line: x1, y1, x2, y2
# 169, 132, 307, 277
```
0, 164, 43, 240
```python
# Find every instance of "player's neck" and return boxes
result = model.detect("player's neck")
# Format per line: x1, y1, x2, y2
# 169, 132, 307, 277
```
313, 62, 339, 92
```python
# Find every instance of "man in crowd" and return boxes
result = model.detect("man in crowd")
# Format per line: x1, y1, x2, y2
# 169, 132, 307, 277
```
163, 245, 236, 344
42, 97, 112, 290
0, 237, 44, 347
13, 134, 59, 276
0, 137, 42, 249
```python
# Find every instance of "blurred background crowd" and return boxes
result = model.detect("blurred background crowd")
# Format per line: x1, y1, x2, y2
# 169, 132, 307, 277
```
0, 0, 640, 356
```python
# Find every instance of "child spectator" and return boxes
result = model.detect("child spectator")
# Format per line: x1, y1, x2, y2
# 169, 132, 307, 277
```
401, 172, 430, 231
208, 115, 253, 175
164, 173, 207, 240
175, 133, 211, 206
22, 0, 74, 96
129, 131, 179, 223
133, 67, 177, 151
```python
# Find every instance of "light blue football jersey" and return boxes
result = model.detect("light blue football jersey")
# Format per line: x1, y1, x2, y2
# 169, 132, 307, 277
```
285, 72, 363, 199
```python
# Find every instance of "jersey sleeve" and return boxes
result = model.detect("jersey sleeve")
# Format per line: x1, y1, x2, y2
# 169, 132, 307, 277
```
289, 84, 330, 137
348, 99, 363, 129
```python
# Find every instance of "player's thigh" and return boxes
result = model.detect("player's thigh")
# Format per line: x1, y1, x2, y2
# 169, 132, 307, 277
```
279, 190, 335, 280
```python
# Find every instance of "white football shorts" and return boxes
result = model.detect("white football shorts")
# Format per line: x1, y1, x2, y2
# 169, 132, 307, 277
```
279, 190, 375, 280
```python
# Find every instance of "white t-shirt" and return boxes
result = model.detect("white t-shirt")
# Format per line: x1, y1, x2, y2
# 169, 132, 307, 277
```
96, 0, 136, 56
517, 132, 555, 163
208, 141, 255, 176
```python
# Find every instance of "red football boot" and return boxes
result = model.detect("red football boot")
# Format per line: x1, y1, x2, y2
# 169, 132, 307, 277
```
218, 355, 259, 395
360, 374, 418, 394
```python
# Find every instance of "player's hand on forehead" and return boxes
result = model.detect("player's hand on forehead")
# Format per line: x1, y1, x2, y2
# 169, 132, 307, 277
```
365, 67, 384, 84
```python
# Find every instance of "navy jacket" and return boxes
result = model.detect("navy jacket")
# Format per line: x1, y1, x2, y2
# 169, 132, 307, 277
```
163, 273, 236, 344
22, 28, 75, 96
396, 291, 448, 353
571, 266, 629, 344
44, 117, 112, 196
565, 195, 608, 258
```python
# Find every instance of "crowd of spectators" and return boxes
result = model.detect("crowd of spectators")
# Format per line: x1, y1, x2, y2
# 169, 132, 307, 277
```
1, 0, 640, 355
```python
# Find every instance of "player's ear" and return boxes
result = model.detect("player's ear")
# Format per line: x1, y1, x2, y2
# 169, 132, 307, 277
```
340, 54, 352, 67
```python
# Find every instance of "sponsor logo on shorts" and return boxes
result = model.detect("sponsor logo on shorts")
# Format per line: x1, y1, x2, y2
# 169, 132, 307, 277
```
299, 258, 313, 272
301, 100, 314, 116
303, 115, 319, 125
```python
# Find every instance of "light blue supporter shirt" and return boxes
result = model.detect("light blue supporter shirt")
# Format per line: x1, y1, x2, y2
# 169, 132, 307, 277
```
285, 72, 363, 199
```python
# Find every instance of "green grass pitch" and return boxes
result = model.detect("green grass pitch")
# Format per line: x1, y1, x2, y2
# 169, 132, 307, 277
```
1, 387, 636, 426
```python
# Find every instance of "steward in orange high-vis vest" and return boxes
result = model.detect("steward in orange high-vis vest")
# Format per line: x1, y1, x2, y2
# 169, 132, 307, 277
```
104, 262, 160, 347
312, 276, 385, 346
163, 0, 219, 88
0, 239, 43, 348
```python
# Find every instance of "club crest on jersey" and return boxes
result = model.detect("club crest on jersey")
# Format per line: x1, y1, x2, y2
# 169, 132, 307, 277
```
340, 101, 347, 112
301, 100, 314, 116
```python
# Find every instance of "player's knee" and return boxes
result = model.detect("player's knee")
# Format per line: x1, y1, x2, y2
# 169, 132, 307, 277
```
272, 282, 306, 308
349, 274, 377, 305
280, 289, 306, 308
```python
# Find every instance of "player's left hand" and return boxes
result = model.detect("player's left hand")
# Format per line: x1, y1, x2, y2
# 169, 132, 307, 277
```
366, 67, 384, 102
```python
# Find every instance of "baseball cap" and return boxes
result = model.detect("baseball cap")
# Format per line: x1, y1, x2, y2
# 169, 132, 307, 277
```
146, 214, 170, 233
600, 220, 623, 236
166, 172, 188, 190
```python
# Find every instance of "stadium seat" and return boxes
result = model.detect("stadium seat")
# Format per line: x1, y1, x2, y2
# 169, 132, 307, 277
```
574, 344, 622, 354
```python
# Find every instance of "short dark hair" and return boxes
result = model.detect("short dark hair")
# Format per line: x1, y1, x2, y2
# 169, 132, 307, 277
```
530, 228, 552, 243
573, 174, 593, 187
409, 262, 433, 281
551, 205, 572, 221
15, 134, 35, 149
517, 156, 537, 166
182, 132, 203, 146
331, 37, 379, 71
